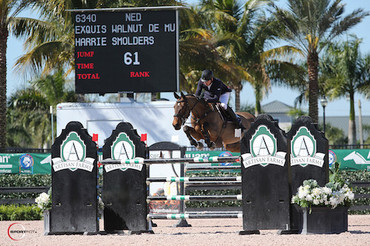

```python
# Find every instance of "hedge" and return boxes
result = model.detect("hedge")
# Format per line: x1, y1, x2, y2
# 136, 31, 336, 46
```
0, 205, 42, 221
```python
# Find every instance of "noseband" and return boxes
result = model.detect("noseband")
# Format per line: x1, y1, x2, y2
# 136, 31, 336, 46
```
173, 97, 200, 125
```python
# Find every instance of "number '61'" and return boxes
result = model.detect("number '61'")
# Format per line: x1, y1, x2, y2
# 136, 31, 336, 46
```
123, 52, 140, 65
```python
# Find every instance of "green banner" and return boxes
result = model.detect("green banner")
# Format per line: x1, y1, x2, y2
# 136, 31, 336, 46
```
0, 148, 368, 174
184, 150, 240, 167
0, 153, 51, 174
329, 149, 370, 171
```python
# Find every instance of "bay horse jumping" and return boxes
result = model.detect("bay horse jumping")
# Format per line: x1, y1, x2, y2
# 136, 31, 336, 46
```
172, 92, 255, 152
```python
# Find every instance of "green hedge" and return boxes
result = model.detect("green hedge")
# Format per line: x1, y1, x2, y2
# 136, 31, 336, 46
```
185, 170, 369, 214
0, 174, 51, 187
339, 170, 370, 214
0, 174, 50, 200
0, 205, 42, 221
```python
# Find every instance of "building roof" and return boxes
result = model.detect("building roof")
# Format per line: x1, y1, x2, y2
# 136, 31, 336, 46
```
262, 100, 293, 114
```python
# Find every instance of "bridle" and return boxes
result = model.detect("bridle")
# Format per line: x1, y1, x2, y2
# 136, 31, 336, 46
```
173, 96, 201, 126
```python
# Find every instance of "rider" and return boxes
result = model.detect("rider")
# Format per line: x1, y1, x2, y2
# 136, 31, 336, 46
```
195, 69, 243, 129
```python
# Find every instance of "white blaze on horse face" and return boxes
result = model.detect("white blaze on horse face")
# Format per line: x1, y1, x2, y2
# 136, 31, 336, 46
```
173, 102, 183, 129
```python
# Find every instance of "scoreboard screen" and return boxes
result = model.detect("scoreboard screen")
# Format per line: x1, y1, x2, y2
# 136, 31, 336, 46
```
73, 9, 179, 94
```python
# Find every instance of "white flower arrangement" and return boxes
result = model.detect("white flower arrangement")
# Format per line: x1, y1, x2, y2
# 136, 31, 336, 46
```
291, 179, 354, 211
35, 190, 52, 212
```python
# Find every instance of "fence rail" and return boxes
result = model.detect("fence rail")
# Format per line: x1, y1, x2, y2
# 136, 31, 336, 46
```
0, 186, 50, 205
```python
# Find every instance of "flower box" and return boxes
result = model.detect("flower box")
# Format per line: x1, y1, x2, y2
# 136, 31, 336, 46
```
291, 178, 353, 234
298, 206, 348, 234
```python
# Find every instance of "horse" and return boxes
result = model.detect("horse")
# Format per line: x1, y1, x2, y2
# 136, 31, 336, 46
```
172, 92, 255, 152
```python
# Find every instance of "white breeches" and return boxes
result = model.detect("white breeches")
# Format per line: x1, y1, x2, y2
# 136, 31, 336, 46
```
219, 92, 230, 109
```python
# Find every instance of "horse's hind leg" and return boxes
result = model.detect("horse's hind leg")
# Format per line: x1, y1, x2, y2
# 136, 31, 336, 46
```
224, 142, 241, 153
183, 125, 204, 150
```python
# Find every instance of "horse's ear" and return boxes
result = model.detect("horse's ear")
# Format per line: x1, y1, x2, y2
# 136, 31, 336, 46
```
174, 92, 180, 99
180, 92, 187, 102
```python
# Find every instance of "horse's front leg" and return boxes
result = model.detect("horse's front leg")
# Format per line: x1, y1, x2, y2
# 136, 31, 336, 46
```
202, 122, 216, 150
183, 125, 204, 150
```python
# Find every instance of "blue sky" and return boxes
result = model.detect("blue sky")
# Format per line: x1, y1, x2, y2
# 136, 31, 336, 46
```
6, 0, 370, 117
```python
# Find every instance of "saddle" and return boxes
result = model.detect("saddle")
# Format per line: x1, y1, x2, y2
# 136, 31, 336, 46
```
213, 103, 233, 127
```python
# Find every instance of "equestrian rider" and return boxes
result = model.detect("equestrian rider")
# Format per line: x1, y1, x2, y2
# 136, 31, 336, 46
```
195, 69, 243, 129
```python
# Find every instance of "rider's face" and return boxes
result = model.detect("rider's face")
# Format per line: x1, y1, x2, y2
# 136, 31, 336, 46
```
203, 79, 212, 86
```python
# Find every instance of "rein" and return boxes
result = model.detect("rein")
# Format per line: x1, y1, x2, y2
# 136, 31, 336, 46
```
173, 97, 201, 125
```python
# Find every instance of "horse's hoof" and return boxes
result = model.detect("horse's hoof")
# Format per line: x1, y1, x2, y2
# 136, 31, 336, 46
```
208, 142, 216, 150
196, 142, 204, 150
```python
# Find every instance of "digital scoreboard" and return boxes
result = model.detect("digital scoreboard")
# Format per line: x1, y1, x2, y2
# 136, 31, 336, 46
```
72, 8, 179, 94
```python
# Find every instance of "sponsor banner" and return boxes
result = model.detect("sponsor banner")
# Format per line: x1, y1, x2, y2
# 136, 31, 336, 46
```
0, 153, 51, 174
184, 150, 240, 167
331, 149, 370, 171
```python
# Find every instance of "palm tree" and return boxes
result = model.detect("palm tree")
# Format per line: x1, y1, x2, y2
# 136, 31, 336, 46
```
7, 88, 51, 148
0, 0, 45, 149
272, 0, 369, 123
321, 37, 370, 144
198, 0, 303, 114
200, 0, 270, 111
243, 18, 305, 115
13, 0, 108, 77
177, 5, 225, 93
7, 70, 77, 148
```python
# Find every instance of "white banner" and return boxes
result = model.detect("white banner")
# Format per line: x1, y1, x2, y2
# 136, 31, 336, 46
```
52, 157, 95, 172
241, 152, 286, 168
104, 163, 143, 172
291, 153, 325, 167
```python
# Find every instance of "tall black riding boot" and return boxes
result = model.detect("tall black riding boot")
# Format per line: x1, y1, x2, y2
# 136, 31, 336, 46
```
226, 106, 244, 130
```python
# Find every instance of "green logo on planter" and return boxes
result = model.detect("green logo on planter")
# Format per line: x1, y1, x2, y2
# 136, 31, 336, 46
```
242, 125, 286, 168
291, 127, 324, 167
52, 131, 94, 172
105, 132, 143, 172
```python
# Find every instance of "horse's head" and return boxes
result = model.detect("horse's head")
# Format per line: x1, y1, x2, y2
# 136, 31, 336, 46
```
172, 92, 191, 130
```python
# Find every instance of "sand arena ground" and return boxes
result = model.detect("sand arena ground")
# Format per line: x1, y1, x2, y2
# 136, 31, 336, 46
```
1, 215, 369, 246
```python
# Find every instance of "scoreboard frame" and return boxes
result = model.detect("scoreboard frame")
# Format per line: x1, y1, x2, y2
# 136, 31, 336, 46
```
70, 6, 182, 94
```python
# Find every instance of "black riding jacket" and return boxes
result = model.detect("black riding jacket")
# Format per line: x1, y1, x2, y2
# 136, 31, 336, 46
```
195, 78, 231, 103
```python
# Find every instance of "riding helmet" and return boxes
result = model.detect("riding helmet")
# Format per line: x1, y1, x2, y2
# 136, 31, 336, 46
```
201, 69, 213, 82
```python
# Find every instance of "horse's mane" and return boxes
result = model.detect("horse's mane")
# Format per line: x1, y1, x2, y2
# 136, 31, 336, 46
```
184, 94, 213, 109
185, 94, 206, 103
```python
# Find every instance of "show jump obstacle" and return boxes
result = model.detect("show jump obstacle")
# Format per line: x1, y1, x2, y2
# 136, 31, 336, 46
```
49, 114, 331, 235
